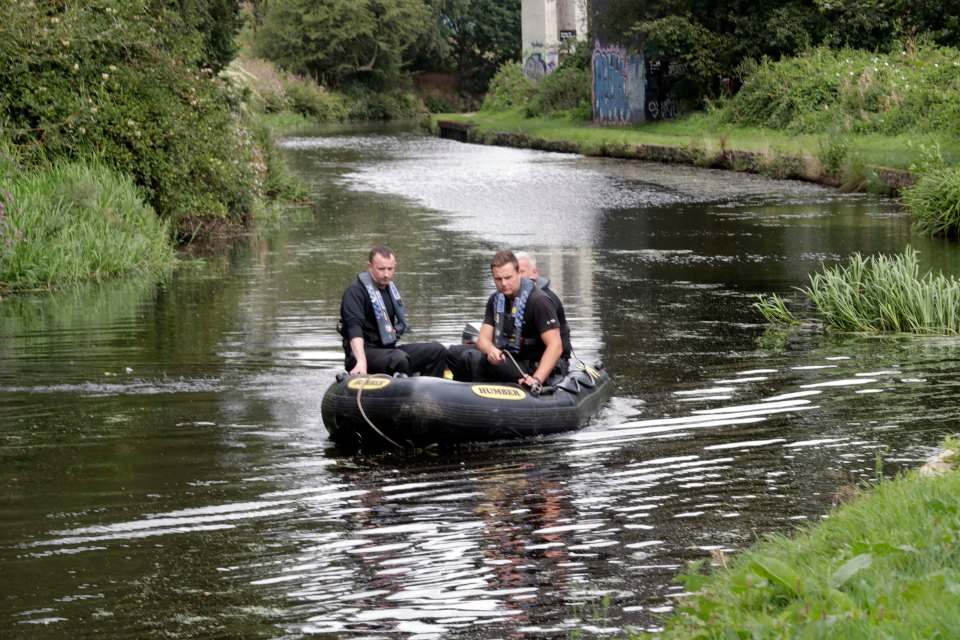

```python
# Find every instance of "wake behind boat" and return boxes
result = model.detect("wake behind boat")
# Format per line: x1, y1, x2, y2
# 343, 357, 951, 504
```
321, 362, 612, 449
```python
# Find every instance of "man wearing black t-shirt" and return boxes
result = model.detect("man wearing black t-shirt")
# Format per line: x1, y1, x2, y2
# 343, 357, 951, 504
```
338, 245, 449, 377
516, 251, 572, 361
457, 249, 565, 390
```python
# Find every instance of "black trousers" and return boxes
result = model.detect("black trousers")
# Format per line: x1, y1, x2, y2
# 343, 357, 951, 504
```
452, 346, 567, 384
345, 342, 451, 378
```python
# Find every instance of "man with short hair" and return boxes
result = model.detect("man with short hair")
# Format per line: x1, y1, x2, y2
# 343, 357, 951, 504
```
457, 249, 565, 390
515, 251, 572, 362
338, 245, 450, 377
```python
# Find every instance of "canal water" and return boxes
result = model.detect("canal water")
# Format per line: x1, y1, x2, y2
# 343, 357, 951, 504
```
3, 123, 960, 639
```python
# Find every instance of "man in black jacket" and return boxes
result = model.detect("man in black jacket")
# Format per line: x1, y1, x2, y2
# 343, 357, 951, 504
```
338, 245, 450, 377
515, 251, 572, 362
457, 249, 564, 390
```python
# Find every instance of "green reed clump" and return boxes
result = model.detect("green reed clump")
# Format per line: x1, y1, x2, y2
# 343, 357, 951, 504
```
803, 247, 960, 333
0, 162, 175, 292
901, 166, 960, 236
753, 293, 800, 324
643, 467, 960, 639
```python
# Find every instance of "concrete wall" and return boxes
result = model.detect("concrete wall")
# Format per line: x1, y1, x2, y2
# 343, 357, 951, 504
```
522, 0, 588, 81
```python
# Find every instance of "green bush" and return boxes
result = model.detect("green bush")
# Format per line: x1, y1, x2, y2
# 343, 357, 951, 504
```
805, 247, 960, 333
482, 63, 537, 112
0, 162, 174, 291
524, 66, 592, 119
251, 125, 307, 201
282, 79, 348, 121
725, 45, 960, 136
754, 248, 960, 334
221, 57, 288, 113
345, 88, 423, 120
0, 0, 260, 235
816, 134, 851, 179
902, 166, 960, 236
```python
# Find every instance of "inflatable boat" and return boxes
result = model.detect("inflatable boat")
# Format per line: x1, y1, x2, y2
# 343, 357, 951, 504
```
321, 362, 612, 449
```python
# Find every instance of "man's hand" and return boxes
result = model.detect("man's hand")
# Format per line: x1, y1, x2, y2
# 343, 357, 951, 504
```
520, 373, 542, 395
486, 348, 505, 365
348, 337, 367, 375
350, 361, 368, 375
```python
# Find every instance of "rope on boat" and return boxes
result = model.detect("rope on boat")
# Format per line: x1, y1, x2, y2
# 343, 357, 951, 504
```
502, 350, 541, 395
355, 374, 404, 449
569, 347, 587, 370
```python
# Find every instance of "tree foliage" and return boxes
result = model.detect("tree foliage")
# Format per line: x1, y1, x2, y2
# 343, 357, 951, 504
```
431, 0, 522, 91
596, 0, 960, 105
252, 0, 430, 87
0, 0, 259, 230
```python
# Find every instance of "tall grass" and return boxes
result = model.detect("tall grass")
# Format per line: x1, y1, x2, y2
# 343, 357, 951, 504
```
803, 247, 960, 333
752, 293, 800, 324
901, 166, 960, 236
0, 162, 175, 292
641, 466, 960, 639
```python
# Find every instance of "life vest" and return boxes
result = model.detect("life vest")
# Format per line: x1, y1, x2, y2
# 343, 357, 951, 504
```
358, 272, 409, 347
493, 277, 537, 352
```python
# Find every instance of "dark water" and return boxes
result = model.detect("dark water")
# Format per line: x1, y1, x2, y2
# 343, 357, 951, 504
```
3, 123, 960, 639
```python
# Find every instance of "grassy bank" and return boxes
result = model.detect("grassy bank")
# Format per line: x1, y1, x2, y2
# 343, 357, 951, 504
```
0, 162, 175, 294
635, 451, 960, 639
433, 109, 955, 189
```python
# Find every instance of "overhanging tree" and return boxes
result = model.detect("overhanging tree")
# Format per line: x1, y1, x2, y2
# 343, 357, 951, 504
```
253, 0, 430, 86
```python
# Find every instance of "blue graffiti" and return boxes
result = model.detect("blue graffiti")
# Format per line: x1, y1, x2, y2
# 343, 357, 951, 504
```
524, 53, 548, 81
593, 48, 645, 124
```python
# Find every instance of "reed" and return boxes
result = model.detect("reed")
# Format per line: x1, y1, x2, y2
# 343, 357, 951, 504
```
802, 247, 960, 334
752, 293, 800, 324
901, 166, 960, 236
0, 162, 175, 292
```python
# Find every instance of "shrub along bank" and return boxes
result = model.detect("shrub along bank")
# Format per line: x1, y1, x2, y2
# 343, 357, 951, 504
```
0, 0, 306, 293
222, 55, 424, 127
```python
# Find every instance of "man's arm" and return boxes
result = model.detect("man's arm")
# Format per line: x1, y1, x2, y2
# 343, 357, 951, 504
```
348, 337, 367, 374
342, 284, 369, 374
476, 323, 505, 365
525, 327, 561, 387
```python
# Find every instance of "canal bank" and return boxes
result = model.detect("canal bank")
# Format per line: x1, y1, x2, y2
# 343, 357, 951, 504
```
430, 113, 917, 194
636, 445, 960, 639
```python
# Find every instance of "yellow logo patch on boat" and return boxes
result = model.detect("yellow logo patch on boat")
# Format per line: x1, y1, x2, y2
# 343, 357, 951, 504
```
347, 377, 392, 391
471, 385, 526, 400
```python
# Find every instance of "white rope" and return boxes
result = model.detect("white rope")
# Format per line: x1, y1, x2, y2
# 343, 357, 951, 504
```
355, 374, 404, 449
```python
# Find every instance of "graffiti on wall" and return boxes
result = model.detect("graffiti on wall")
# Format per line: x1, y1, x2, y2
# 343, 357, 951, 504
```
523, 44, 557, 81
644, 58, 685, 121
592, 46, 645, 124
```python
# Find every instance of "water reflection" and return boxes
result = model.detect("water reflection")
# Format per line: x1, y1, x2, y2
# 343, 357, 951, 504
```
2, 124, 959, 639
